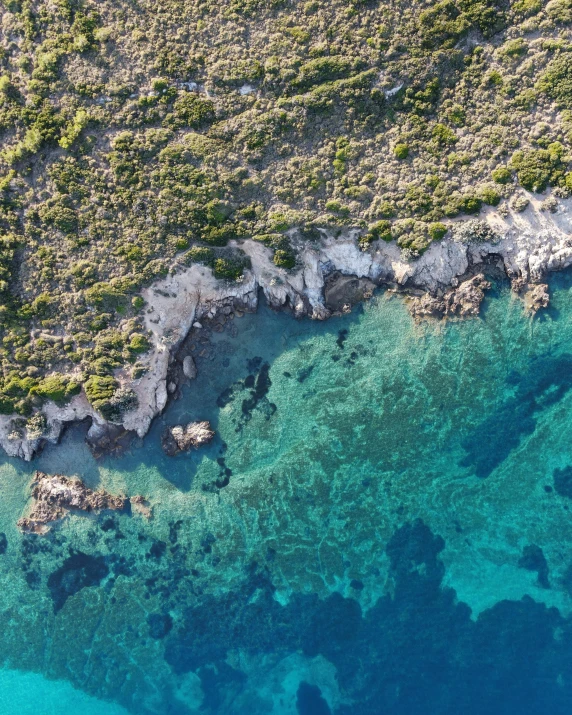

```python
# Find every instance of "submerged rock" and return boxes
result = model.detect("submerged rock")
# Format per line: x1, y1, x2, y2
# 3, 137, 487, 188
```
130, 494, 153, 519
48, 551, 109, 613
409, 274, 491, 320
17, 471, 127, 534
161, 421, 215, 456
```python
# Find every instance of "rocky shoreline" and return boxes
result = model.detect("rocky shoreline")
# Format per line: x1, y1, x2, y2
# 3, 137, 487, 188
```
2, 189, 572, 461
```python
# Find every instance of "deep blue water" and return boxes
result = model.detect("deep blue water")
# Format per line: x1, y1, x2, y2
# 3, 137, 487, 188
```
1, 272, 572, 712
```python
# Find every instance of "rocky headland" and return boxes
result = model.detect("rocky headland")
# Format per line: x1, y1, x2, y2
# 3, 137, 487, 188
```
2, 190, 572, 462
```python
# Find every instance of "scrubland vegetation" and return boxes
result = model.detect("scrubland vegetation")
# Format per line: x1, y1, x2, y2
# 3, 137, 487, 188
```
0, 0, 571, 420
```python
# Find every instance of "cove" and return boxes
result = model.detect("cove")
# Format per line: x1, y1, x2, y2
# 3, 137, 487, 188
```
0, 272, 572, 713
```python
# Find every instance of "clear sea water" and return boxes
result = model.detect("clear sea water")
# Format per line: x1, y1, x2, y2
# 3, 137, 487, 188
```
2, 271, 572, 713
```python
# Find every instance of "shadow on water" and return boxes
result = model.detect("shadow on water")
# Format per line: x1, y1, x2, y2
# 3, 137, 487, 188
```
460, 351, 572, 478
159, 519, 572, 715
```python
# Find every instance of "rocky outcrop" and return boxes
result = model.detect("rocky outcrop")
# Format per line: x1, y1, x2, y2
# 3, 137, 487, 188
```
85, 422, 134, 459
512, 277, 550, 315
524, 283, 550, 315
161, 421, 215, 456
409, 274, 491, 319
17, 471, 128, 533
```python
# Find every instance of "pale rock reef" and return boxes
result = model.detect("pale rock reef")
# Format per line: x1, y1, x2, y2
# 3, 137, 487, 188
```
3, 189, 572, 461
17, 471, 127, 533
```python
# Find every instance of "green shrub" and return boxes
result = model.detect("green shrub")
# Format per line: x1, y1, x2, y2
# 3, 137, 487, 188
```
212, 257, 246, 280
367, 220, 393, 242
4, 376, 37, 397
128, 333, 150, 353
59, 109, 90, 150
85, 282, 128, 309
445, 104, 466, 126
33, 374, 80, 404
537, 56, 572, 108
273, 249, 296, 269
480, 186, 501, 206
164, 93, 216, 129
418, 0, 470, 48
393, 143, 409, 159
487, 70, 503, 86
185, 246, 215, 264
38, 202, 78, 234
492, 167, 512, 184
499, 38, 528, 59
546, 0, 572, 24
428, 222, 447, 240
458, 195, 482, 214
293, 56, 357, 90
432, 123, 458, 146
325, 200, 350, 216
84, 375, 117, 404
0, 396, 14, 415
509, 148, 564, 192
513, 0, 542, 15
200, 225, 236, 246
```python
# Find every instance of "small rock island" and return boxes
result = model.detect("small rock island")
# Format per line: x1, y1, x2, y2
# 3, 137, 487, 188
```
161, 421, 215, 457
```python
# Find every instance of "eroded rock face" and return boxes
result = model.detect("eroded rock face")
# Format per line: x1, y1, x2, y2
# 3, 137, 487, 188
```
161, 421, 215, 456
17, 471, 127, 533
409, 274, 491, 319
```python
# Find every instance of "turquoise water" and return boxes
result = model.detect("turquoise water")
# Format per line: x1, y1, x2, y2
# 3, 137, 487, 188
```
2, 273, 572, 712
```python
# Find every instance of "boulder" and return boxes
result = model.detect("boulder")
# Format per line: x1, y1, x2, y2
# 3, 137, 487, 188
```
182, 355, 197, 379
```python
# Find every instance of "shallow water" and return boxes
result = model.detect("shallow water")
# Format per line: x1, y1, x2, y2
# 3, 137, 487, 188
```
2, 273, 572, 712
